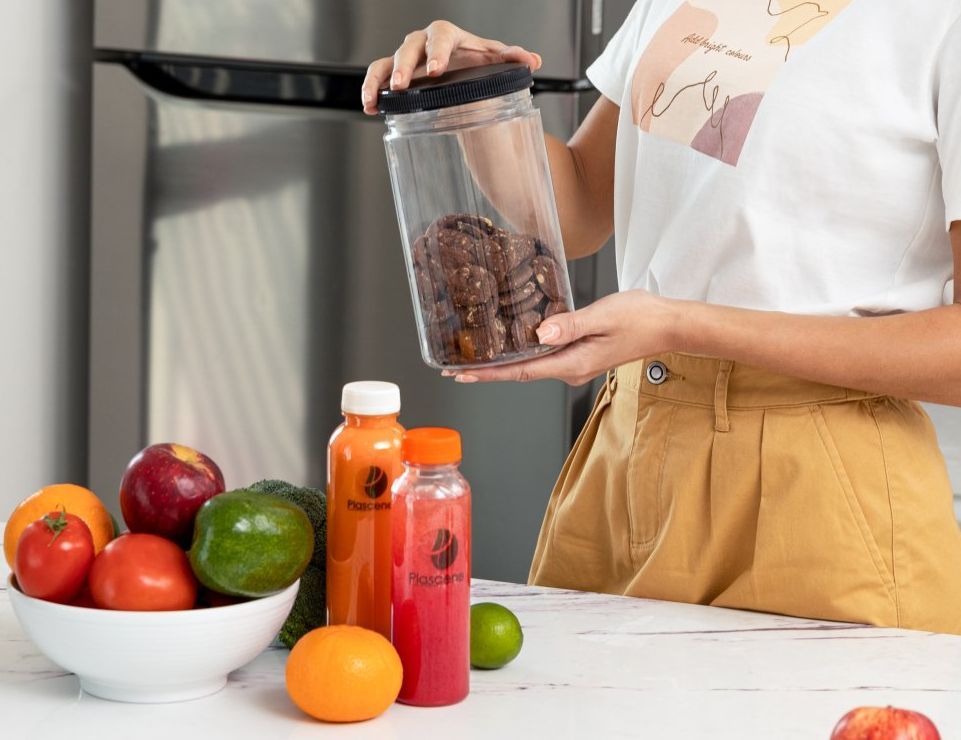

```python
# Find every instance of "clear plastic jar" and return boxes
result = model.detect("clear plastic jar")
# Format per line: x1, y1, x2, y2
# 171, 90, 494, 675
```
379, 64, 574, 369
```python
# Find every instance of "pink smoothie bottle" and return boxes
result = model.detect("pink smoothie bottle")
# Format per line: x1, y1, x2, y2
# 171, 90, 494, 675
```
391, 427, 471, 706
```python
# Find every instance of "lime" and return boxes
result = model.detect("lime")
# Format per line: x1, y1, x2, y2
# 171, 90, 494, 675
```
470, 602, 524, 669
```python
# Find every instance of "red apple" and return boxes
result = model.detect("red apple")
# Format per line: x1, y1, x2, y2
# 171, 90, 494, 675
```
831, 706, 940, 739
120, 443, 225, 546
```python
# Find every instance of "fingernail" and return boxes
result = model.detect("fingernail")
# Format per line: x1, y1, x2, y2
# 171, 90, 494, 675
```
537, 324, 560, 342
426, 59, 439, 74
455, 374, 479, 383
391, 71, 403, 88
440, 370, 454, 377
361, 91, 371, 105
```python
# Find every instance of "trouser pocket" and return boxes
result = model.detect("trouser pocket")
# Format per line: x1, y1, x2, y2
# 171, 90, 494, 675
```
530, 370, 641, 592
810, 404, 897, 602
744, 403, 899, 627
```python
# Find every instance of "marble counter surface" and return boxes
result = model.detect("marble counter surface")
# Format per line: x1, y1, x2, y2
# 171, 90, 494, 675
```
3, 571, 961, 739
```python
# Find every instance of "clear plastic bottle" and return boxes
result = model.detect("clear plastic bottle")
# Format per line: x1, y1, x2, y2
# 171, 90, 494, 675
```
391, 427, 471, 706
379, 63, 574, 369
326, 381, 403, 639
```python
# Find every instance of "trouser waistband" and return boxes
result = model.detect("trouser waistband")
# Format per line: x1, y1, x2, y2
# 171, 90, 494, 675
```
611, 353, 883, 433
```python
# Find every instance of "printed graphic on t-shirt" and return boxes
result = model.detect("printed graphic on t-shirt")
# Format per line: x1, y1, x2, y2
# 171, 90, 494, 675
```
631, 0, 851, 165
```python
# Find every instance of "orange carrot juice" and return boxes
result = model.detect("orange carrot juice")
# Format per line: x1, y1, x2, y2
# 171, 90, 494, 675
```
326, 381, 403, 639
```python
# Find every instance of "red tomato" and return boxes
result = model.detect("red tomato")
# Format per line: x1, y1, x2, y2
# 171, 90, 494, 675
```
69, 586, 98, 609
89, 533, 197, 611
15, 511, 95, 604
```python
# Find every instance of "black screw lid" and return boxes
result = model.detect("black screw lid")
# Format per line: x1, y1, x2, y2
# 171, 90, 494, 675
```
377, 63, 533, 115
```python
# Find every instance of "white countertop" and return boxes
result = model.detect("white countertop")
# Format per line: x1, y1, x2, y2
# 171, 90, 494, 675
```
3, 572, 961, 739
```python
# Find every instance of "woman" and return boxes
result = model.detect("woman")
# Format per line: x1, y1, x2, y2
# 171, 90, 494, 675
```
363, 2, 961, 633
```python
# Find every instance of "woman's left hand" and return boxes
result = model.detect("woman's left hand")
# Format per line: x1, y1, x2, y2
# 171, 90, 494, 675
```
449, 290, 681, 385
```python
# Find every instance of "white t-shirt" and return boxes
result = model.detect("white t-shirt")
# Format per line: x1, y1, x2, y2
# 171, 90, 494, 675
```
587, 0, 961, 315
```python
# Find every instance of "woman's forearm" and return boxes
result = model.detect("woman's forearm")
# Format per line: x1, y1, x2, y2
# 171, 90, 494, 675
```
675, 225, 961, 404
674, 301, 961, 405
545, 134, 614, 259
459, 96, 618, 260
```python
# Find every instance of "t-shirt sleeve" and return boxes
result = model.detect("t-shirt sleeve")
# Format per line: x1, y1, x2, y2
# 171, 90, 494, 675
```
936, 13, 961, 230
586, 1, 646, 106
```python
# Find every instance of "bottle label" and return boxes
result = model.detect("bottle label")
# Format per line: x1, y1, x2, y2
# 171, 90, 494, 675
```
407, 528, 467, 587
347, 465, 392, 512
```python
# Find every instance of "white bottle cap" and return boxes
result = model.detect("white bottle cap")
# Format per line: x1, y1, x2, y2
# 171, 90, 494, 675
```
341, 381, 401, 416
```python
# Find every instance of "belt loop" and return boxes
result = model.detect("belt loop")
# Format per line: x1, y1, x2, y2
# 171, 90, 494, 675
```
605, 368, 618, 397
714, 360, 733, 433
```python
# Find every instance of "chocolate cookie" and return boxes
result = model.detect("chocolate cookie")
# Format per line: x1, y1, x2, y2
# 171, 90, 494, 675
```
439, 245, 477, 271
510, 310, 542, 351
501, 233, 537, 267
456, 219, 496, 242
503, 292, 545, 319
485, 232, 536, 281
456, 317, 507, 363
458, 300, 498, 329
504, 291, 545, 318
543, 300, 569, 319
449, 264, 497, 307
499, 279, 539, 308
412, 235, 448, 291
414, 267, 436, 311
412, 235, 431, 269
498, 260, 534, 293
531, 255, 565, 301
482, 243, 511, 282
427, 315, 458, 365
432, 228, 479, 271
434, 212, 496, 237
429, 296, 456, 324
433, 227, 474, 251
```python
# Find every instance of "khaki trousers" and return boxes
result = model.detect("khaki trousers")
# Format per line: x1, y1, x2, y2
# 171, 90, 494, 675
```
529, 353, 961, 634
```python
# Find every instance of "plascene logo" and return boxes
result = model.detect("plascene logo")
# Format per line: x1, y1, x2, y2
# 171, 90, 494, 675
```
361, 466, 388, 499
348, 466, 391, 511
407, 528, 466, 587
430, 528, 458, 569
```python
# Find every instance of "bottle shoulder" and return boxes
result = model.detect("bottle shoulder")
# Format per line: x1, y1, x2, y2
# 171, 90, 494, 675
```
328, 421, 404, 451
392, 468, 470, 500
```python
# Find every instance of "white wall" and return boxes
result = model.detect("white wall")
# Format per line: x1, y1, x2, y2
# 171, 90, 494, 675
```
0, 2, 92, 518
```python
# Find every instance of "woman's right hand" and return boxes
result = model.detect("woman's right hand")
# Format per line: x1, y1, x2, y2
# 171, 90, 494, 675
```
361, 21, 542, 115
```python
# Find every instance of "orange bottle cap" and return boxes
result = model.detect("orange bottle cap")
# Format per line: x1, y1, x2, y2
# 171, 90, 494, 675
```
402, 427, 462, 465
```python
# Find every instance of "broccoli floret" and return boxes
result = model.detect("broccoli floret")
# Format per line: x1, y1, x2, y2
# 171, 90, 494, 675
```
248, 479, 326, 648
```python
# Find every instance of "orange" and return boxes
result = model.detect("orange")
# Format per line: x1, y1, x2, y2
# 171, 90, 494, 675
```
285, 625, 403, 722
4, 484, 114, 568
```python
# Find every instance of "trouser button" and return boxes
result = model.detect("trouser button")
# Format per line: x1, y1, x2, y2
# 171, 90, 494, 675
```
646, 360, 668, 385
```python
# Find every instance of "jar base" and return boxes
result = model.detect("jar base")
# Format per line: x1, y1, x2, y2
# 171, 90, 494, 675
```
427, 342, 563, 371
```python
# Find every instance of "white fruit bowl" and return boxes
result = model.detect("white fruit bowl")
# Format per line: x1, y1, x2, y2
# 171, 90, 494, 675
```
8, 574, 298, 703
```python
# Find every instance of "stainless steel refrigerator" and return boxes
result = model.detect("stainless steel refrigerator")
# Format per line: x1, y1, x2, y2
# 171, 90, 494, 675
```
89, 0, 631, 582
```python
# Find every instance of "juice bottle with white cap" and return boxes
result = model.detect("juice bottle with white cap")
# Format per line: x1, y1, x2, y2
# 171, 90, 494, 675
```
326, 381, 403, 639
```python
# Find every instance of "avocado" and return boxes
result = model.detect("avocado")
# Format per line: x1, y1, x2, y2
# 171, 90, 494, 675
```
189, 489, 314, 598
247, 479, 327, 648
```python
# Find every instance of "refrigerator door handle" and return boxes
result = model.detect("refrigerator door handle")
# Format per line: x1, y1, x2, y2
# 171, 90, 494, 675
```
95, 48, 368, 111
